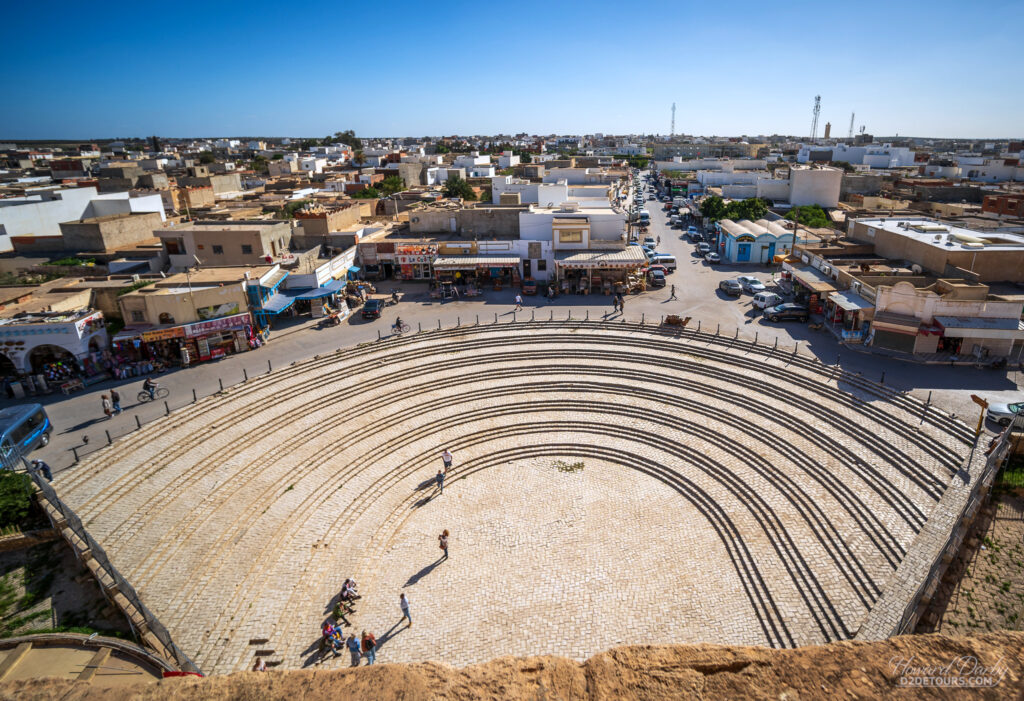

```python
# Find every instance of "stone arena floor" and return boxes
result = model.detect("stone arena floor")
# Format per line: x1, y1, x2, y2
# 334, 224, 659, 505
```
55, 322, 975, 674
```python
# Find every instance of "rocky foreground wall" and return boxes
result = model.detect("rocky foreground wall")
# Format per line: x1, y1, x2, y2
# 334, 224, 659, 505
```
2, 632, 1022, 700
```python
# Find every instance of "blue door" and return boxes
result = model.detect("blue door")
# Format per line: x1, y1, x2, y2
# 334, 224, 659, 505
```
766, 243, 776, 262
738, 244, 751, 262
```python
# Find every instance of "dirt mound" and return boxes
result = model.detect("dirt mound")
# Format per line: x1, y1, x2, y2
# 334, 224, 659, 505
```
2, 631, 1021, 700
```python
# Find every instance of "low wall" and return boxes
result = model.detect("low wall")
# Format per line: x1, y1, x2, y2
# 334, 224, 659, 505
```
0, 528, 57, 552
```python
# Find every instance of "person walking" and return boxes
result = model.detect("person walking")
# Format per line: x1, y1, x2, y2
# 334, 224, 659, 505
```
399, 593, 411, 627
101, 394, 112, 420
441, 449, 453, 472
669, 284, 677, 300
110, 388, 122, 415
619, 296, 626, 314
439, 529, 449, 560
361, 630, 377, 665
436, 469, 445, 495
346, 633, 361, 667
514, 293, 523, 311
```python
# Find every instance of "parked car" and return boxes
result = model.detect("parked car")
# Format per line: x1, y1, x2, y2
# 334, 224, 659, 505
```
736, 276, 767, 294
986, 400, 1024, 426
704, 252, 721, 264
362, 298, 386, 319
0, 404, 51, 469
764, 303, 809, 322
752, 291, 784, 309
697, 243, 711, 255
718, 279, 743, 296
649, 270, 667, 287
647, 264, 669, 276
643, 236, 657, 247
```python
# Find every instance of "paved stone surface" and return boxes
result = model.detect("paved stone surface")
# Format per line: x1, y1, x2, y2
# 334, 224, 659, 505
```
54, 324, 973, 674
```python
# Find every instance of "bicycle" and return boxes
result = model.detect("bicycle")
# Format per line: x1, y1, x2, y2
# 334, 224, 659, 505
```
392, 322, 410, 334
137, 387, 170, 402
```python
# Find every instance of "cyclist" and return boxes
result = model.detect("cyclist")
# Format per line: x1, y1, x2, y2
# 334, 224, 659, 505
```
392, 317, 404, 333
143, 376, 158, 400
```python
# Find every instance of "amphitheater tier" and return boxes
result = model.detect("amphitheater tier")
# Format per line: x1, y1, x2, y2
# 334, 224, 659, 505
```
57, 322, 972, 674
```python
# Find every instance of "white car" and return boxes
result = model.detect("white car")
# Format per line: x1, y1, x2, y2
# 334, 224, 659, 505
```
736, 276, 767, 294
643, 236, 657, 247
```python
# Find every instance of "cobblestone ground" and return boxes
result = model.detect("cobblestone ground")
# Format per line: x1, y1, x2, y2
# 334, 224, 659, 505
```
53, 324, 973, 674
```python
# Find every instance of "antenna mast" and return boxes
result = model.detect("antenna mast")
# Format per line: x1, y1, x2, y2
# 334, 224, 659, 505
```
809, 95, 821, 141
670, 102, 676, 138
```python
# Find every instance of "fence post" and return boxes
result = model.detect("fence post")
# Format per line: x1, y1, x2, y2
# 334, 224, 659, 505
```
531, 310, 535, 321
192, 388, 197, 403
72, 447, 79, 464
476, 314, 479, 325
418, 322, 422, 333
243, 368, 248, 382
641, 313, 644, 324
494, 313, 498, 323
267, 359, 272, 374
457, 316, 460, 327
716, 323, 720, 335
218, 378, 224, 392
513, 312, 516, 322
926, 391, 932, 407
106, 430, 112, 445
135, 415, 141, 430
438, 319, 441, 330
550, 310, 553, 321
880, 371, 885, 385
164, 401, 170, 416
378, 329, 381, 341
754, 332, 758, 345
586, 310, 589, 321
697, 319, 701, 332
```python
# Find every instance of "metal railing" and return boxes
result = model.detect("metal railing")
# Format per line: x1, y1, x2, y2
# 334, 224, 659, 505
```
25, 460, 202, 675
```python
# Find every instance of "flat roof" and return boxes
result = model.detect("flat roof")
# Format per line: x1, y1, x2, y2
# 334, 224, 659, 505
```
854, 217, 1024, 252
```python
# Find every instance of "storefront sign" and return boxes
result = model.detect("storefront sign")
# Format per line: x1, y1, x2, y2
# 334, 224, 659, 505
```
197, 303, 241, 320
142, 327, 186, 342
184, 313, 252, 338
397, 255, 433, 264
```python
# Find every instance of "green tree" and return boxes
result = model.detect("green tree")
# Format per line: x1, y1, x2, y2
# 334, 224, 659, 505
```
518, 150, 532, 163
435, 143, 451, 154
830, 160, 856, 173
700, 195, 728, 222
379, 176, 405, 195
442, 175, 476, 201
0, 471, 34, 529
277, 199, 311, 219
250, 155, 268, 174
351, 186, 380, 199
271, 153, 284, 160
498, 168, 514, 176
785, 205, 830, 228
352, 150, 366, 167
334, 130, 362, 150
299, 139, 318, 150
198, 151, 216, 164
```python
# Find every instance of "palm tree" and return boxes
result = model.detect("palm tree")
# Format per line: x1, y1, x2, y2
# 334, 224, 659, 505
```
353, 150, 365, 167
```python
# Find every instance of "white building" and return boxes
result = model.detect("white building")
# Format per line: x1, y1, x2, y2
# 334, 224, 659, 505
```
491, 177, 569, 206
542, 168, 617, 185
796, 143, 915, 168
453, 152, 490, 169
0, 187, 165, 253
214, 139, 241, 149
299, 157, 327, 174
497, 151, 520, 169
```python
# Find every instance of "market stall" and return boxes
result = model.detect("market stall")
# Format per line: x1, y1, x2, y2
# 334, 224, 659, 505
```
432, 255, 522, 292
553, 248, 648, 295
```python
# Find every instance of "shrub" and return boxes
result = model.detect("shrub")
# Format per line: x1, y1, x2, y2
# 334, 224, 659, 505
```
0, 471, 34, 529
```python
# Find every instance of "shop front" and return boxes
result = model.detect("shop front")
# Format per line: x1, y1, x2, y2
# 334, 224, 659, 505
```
396, 244, 437, 280
554, 248, 648, 295
432, 255, 522, 294
868, 311, 925, 354
824, 290, 874, 344
788, 266, 837, 314
115, 312, 259, 370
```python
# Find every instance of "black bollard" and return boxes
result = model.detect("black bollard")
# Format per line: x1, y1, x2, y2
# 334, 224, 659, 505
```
135, 415, 141, 430
267, 359, 272, 374
219, 378, 224, 392
164, 400, 170, 416
243, 368, 248, 382
106, 430, 112, 445
192, 388, 197, 403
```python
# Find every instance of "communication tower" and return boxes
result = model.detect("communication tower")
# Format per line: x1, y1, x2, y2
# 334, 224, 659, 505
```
809, 95, 821, 140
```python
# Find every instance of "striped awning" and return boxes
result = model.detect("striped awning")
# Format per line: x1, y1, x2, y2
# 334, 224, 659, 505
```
555, 248, 648, 269
432, 255, 521, 269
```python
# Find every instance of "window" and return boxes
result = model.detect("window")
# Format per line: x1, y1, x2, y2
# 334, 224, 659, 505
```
537, 260, 547, 271
158, 313, 175, 324
212, 245, 224, 254
131, 311, 145, 322
558, 230, 583, 243
241, 244, 253, 254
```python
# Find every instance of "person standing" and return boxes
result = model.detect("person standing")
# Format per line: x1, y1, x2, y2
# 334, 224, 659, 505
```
514, 293, 523, 311
346, 633, 361, 667
101, 394, 112, 420
669, 284, 677, 300
436, 469, 445, 495
400, 593, 411, 627
110, 388, 121, 415
361, 630, 377, 665
439, 529, 449, 560
30, 459, 52, 482
441, 449, 453, 472
619, 296, 626, 314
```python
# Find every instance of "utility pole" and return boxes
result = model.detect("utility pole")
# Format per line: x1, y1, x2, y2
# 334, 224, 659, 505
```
848, 112, 855, 140
670, 102, 676, 139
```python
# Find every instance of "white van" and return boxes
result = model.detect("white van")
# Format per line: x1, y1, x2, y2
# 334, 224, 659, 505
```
650, 255, 677, 272
752, 291, 784, 310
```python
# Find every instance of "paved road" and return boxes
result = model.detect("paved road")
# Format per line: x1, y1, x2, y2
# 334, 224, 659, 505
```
18, 176, 1024, 474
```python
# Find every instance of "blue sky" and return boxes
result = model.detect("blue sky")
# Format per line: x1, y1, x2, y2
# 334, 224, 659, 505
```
1, 0, 1021, 139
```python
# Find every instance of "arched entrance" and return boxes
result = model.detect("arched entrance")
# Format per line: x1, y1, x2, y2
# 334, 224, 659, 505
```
0, 352, 16, 378
27, 344, 80, 379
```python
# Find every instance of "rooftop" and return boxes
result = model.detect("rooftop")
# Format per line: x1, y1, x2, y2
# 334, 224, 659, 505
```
854, 217, 1024, 252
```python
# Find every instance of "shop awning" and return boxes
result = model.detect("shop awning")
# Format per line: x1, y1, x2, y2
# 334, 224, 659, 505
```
872, 311, 921, 335
555, 248, 648, 269
261, 288, 309, 314
790, 266, 837, 294
295, 279, 347, 300
112, 328, 148, 342
828, 290, 874, 312
934, 316, 1024, 340
432, 255, 521, 269
347, 266, 361, 274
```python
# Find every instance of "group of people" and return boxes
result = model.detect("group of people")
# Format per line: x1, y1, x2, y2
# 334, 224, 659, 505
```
99, 378, 159, 419
310, 450, 456, 669
611, 292, 627, 313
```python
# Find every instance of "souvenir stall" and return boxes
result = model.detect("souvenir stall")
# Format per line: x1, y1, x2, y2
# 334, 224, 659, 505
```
395, 244, 437, 281
432, 255, 522, 294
